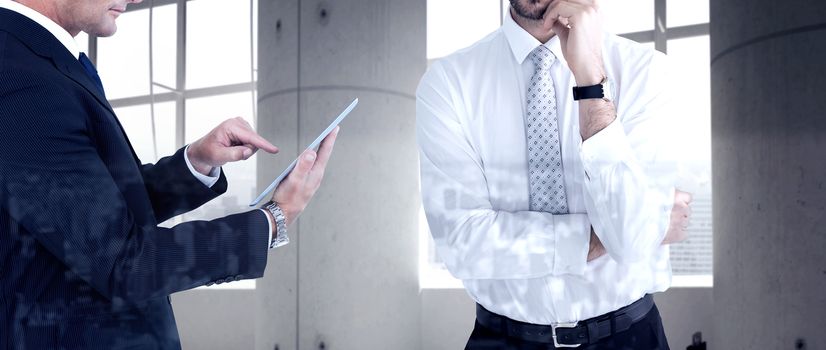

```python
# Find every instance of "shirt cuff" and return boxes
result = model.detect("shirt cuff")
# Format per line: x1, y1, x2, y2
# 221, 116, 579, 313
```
579, 118, 634, 180
184, 144, 221, 188
260, 209, 274, 249
552, 214, 591, 276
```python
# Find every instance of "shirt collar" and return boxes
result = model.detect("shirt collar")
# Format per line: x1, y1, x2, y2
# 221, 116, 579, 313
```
0, 0, 80, 59
502, 7, 566, 66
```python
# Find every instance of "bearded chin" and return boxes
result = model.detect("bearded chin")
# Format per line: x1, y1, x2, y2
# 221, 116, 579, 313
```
509, 0, 547, 21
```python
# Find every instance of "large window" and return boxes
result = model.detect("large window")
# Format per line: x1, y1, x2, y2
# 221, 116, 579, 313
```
85, 0, 259, 289
421, 0, 712, 288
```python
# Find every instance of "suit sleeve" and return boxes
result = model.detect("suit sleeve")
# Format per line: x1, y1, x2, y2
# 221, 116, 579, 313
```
140, 147, 228, 223
0, 74, 269, 303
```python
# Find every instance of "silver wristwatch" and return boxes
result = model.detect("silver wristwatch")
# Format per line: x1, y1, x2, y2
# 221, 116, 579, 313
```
263, 201, 289, 249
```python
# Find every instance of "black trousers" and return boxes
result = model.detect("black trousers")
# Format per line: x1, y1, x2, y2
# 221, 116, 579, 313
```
465, 304, 670, 350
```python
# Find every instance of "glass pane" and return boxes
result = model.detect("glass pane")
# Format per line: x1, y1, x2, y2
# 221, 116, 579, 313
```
114, 102, 177, 164
601, 0, 655, 34
97, 5, 176, 100
187, 0, 252, 89
427, 0, 501, 59
252, 0, 259, 119
252, 0, 258, 77
667, 0, 709, 28
666, 35, 712, 277
98, 9, 150, 99
151, 5, 178, 91
184, 93, 256, 219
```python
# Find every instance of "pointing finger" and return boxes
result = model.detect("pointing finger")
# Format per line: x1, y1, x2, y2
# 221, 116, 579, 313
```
231, 125, 279, 154
218, 145, 255, 162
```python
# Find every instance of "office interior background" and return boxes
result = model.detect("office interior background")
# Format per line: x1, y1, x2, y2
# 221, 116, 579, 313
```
78, 0, 824, 348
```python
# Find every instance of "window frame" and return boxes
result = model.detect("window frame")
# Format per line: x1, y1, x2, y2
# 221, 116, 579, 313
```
87, 0, 258, 153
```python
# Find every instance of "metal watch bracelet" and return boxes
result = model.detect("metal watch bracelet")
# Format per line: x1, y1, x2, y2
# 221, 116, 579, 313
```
263, 201, 289, 249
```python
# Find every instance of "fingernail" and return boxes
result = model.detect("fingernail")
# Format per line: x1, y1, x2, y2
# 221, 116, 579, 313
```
243, 149, 253, 158
305, 152, 316, 161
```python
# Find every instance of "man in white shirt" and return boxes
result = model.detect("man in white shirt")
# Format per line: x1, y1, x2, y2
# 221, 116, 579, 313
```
417, 0, 692, 348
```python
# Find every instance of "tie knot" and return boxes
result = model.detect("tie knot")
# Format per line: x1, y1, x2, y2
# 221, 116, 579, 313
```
77, 52, 106, 97
529, 45, 555, 71
78, 52, 97, 73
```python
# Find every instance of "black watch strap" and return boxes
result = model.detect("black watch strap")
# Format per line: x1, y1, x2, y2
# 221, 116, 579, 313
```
572, 84, 605, 101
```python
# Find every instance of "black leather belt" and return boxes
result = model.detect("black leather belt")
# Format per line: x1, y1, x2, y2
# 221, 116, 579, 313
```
475, 294, 654, 348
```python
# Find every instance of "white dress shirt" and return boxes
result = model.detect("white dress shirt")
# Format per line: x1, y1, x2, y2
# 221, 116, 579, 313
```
0, 0, 275, 247
416, 11, 677, 324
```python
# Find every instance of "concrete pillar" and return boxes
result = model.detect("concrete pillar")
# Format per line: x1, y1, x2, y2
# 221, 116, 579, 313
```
256, 0, 426, 349
711, 1, 826, 348
255, 1, 301, 349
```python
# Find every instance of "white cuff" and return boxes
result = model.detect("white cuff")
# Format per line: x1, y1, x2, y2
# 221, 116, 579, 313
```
260, 209, 275, 249
184, 145, 220, 188
552, 214, 591, 276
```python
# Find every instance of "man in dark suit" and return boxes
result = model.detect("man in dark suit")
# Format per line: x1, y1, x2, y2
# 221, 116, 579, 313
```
0, 0, 338, 348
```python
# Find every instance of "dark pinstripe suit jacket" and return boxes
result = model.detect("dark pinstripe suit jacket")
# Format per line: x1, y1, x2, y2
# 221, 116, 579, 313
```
0, 8, 269, 349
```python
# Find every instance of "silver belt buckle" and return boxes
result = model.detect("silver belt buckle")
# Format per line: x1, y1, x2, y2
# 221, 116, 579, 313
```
552, 321, 581, 348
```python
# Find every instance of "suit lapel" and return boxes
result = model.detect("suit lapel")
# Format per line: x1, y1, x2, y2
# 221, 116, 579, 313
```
0, 9, 144, 166
0, 9, 110, 112
55, 56, 116, 116
53, 58, 143, 165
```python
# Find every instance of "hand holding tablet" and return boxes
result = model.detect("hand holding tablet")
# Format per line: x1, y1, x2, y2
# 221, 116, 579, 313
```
250, 98, 358, 206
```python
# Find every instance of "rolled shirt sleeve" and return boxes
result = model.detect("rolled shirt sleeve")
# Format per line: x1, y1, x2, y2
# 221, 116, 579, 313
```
579, 52, 677, 264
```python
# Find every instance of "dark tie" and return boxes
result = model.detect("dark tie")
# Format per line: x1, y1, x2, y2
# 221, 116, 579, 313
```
78, 52, 106, 97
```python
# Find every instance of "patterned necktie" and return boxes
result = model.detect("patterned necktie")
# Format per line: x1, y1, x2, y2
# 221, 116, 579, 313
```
78, 52, 107, 98
526, 45, 568, 214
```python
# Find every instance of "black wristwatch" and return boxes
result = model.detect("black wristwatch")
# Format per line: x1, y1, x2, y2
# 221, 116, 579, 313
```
572, 77, 612, 102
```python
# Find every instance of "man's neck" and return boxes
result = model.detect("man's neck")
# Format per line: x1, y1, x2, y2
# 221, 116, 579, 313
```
14, 0, 78, 36
510, 8, 556, 44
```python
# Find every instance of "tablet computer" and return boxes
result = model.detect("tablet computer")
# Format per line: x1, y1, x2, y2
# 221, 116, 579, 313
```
249, 98, 358, 206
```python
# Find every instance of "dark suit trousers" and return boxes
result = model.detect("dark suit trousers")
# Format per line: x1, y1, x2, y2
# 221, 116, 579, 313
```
465, 304, 670, 350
